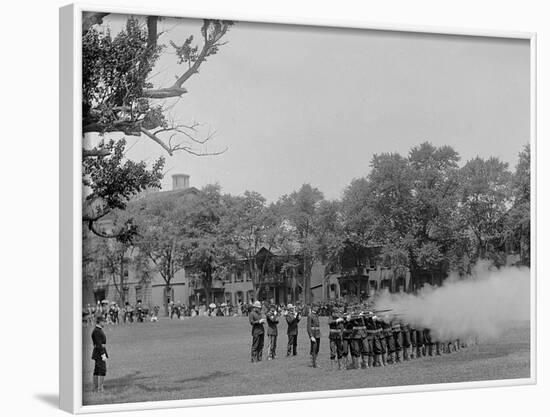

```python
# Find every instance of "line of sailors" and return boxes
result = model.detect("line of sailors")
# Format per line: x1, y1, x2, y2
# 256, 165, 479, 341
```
327, 306, 464, 370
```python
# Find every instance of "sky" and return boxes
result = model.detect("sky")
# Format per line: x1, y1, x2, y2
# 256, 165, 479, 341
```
91, 14, 531, 202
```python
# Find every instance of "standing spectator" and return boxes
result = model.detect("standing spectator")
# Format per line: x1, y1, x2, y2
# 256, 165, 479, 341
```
266, 305, 279, 360
168, 301, 174, 319
307, 305, 321, 368
285, 304, 300, 356
91, 316, 108, 392
249, 301, 265, 362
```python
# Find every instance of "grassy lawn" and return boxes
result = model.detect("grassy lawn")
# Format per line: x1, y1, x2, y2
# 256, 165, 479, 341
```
82, 317, 530, 405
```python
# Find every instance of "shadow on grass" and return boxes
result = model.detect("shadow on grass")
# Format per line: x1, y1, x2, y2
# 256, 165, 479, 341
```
132, 371, 234, 394
84, 371, 163, 396
175, 370, 234, 385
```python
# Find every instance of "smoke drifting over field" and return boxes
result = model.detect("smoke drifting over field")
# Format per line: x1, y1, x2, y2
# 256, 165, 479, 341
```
374, 262, 530, 342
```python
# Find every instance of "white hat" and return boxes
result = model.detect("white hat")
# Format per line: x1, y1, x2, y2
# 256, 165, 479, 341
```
253, 301, 262, 309
287, 303, 294, 309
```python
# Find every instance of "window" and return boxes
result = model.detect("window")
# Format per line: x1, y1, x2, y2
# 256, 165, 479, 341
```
135, 286, 143, 303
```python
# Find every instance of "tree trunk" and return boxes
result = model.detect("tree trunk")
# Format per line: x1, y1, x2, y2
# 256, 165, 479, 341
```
204, 268, 212, 306
303, 255, 310, 305
163, 284, 171, 316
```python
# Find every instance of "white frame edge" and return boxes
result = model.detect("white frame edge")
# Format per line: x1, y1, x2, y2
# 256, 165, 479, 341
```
59, 2, 537, 414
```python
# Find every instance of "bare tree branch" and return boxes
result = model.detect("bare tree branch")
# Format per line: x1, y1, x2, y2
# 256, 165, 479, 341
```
142, 20, 231, 100
140, 127, 174, 156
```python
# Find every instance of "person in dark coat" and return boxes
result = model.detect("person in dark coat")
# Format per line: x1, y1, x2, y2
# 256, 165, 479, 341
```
249, 301, 265, 362
381, 317, 395, 364
327, 308, 344, 370
365, 314, 377, 368
285, 304, 300, 356
91, 315, 108, 392
423, 327, 434, 356
410, 324, 417, 359
392, 321, 403, 363
416, 327, 425, 357
341, 312, 353, 369
307, 305, 321, 368
401, 322, 412, 360
348, 312, 364, 369
266, 305, 279, 360
374, 316, 388, 366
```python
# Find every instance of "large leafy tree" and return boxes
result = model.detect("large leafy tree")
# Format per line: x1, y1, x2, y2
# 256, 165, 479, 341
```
505, 144, 530, 265
222, 191, 283, 299
82, 15, 233, 238
276, 184, 325, 304
82, 138, 164, 239
129, 196, 191, 313
365, 152, 415, 283
96, 238, 134, 306
407, 142, 462, 284
342, 144, 463, 290
184, 185, 233, 305
457, 156, 512, 263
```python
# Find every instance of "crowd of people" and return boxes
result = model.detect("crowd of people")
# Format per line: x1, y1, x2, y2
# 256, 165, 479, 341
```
83, 299, 340, 328
83, 300, 159, 326
248, 301, 473, 369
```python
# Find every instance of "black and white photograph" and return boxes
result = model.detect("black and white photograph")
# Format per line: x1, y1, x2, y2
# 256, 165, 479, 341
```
77, 8, 533, 409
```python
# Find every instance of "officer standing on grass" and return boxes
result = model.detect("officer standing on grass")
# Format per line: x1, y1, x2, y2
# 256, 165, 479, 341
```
341, 311, 354, 369
266, 304, 279, 360
327, 307, 344, 370
249, 301, 266, 362
91, 315, 108, 392
285, 304, 300, 356
307, 305, 321, 368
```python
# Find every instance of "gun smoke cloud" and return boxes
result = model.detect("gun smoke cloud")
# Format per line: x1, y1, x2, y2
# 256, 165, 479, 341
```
374, 262, 531, 342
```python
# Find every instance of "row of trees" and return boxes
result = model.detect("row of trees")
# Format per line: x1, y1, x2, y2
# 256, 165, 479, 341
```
85, 142, 530, 307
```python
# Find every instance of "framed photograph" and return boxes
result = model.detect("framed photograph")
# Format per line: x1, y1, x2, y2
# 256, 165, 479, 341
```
60, 3, 536, 413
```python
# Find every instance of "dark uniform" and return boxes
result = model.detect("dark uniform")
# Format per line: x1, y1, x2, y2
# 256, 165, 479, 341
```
401, 322, 412, 360
356, 314, 371, 369
423, 328, 433, 356
91, 323, 108, 392
266, 309, 279, 360
392, 322, 403, 363
410, 325, 417, 359
328, 313, 344, 369
307, 311, 321, 368
365, 316, 378, 367
381, 320, 395, 364
375, 318, 388, 366
249, 309, 265, 362
286, 310, 300, 356
342, 316, 353, 369
416, 328, 425, 357
348, 315, 364, 369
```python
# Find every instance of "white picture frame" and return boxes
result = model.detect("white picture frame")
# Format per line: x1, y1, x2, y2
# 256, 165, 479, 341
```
60, 2, 537, 413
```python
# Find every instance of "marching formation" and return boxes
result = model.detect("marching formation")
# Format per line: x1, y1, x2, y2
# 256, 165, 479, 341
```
249, 301, 470, 369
